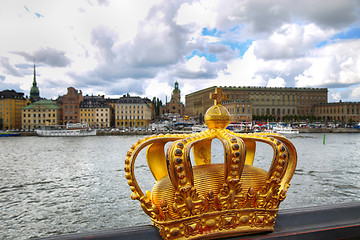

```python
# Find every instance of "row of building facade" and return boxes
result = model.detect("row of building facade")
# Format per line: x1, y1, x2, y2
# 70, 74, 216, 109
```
0, 67, 185, 131
18, 88, 154, 130
2, 70, 360, 130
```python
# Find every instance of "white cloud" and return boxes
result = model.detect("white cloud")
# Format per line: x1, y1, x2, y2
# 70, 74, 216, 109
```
175, 0, 218, 29
254, 23, 335, 60
0, 0, 360, 103
144, 78, 173, 102
295, 39, 360, 88
267, 77, 286, 87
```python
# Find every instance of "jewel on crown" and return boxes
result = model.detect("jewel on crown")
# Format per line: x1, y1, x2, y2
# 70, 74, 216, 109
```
124, 87, 297, 240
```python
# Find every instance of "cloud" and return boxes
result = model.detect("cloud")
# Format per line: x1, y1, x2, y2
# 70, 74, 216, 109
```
0, 57, 24, 77
12, 48, 71, 67
125, 2, 189, 67
214, 0, 360, 35
145, 78, 173, 100
91, 25, 117, 62
208, 44, 238, 61
87, 1, 191, 83
174, 55, 224, 79
267, 77, 286, 87
96, 0, 109, 7
254, 24, 335, 60
1, 0, 360, 103
295, 39, 360, 88
175, 0, 217, 29
296, 0, 360, 29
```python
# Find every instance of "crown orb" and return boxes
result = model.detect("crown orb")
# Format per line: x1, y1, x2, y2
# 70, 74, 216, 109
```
204, 105, 230, 129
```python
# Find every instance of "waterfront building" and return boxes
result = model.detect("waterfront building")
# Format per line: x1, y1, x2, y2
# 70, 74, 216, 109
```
313, 101, 360, 122
114, 94, 152, 128
160, 81, 185, 117
30, 64, 40, 102
22, 100, 62, 130
57, 87, 83, 124
0, 90, 29, 130
185, 86, 328, 121
80, 95, 112, 128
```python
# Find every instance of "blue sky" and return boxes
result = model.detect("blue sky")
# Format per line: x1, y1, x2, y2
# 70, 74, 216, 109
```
1, 0, 360, 103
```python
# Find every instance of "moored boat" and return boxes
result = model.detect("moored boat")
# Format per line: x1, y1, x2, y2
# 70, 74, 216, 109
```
36, 123, 97, 137
0, 131, 20, 137
273, 124, 299, 134
191, 124, 208, 132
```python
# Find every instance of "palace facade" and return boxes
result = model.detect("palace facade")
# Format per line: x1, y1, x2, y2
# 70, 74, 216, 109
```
223, 99, 252, 122
185, 86, 328, 121
313, 101, 360, 122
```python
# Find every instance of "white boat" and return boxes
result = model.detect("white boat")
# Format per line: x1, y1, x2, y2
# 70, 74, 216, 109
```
273, 124, 299, 134
191, 125, 208, 132
36, 123, 97, 137
263, 129, 275, 134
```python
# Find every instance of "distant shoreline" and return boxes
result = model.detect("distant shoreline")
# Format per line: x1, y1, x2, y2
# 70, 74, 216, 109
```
15, 128, 360, 137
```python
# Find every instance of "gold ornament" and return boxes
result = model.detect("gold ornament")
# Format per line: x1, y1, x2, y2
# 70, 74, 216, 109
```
125, 87, 297, 240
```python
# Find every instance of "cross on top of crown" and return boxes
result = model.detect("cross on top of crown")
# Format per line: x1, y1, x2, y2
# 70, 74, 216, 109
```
210, 87, 227, 105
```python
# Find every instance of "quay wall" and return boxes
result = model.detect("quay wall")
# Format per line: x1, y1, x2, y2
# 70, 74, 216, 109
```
18, 128, 360, 137
299, 128, 360, 133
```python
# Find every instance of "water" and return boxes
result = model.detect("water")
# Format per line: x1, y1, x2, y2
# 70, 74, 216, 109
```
1, 133, 360, 240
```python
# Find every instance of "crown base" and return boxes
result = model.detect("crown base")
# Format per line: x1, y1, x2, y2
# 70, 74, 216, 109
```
153, 208, 278, 240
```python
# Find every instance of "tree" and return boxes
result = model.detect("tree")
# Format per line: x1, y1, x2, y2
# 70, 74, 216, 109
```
152, 97, 162, 118
349, 118, 354, 126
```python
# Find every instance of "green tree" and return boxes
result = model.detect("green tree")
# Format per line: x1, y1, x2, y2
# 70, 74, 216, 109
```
152, 97, 163, 118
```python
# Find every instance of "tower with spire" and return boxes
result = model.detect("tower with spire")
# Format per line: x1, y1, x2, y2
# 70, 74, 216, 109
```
30, 62, 40, 102
160, 81, 184, 116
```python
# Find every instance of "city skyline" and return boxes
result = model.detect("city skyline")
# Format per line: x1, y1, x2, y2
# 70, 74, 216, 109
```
1, 1, 360, 103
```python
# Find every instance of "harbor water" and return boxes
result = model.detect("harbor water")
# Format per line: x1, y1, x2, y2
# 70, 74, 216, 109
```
1, 133, 360, 239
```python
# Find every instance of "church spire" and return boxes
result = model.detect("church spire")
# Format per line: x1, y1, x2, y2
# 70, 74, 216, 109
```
30, 61, 40, 102
32, 62, 37, 87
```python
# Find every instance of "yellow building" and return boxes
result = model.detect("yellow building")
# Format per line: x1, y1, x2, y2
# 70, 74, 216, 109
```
79, 96, 112, 128
22, 100, 62, 130
94, 107, 111, 128
80, 108, 95, 126
0, 90, 29, 130
114, 95, 152, 128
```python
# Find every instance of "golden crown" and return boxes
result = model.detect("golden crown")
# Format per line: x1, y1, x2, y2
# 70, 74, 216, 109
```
124, 88, 297, 240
